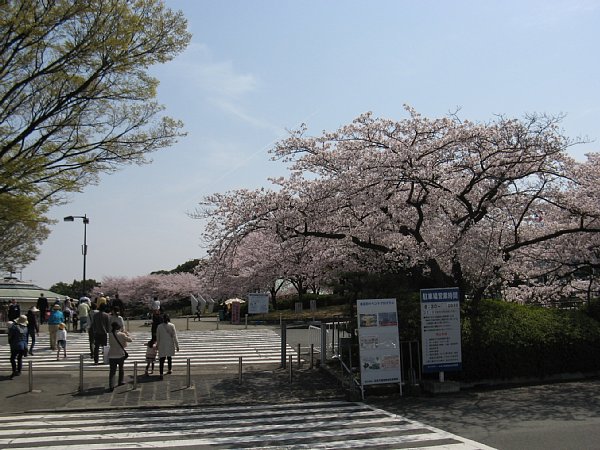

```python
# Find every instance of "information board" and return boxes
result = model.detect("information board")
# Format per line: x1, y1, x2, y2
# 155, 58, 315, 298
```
248, 293, 269, 314
420, 287, 462, 373
356, 298, 401, 386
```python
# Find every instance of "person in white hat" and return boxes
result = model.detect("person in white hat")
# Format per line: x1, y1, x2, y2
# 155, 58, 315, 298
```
26, 306, 40, 356
8, 315, 29, 378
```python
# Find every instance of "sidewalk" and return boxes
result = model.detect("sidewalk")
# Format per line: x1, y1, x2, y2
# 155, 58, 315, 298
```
0, 367, 346, 414
0, 317, 346, 414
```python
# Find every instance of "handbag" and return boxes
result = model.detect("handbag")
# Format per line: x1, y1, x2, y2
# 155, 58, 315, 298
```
112, 330, 129, 359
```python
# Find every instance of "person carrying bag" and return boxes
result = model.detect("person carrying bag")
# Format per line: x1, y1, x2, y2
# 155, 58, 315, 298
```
107, 322, 132, 391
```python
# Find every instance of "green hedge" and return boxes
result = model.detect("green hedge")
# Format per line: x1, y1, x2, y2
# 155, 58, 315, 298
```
460, 299, 600, 380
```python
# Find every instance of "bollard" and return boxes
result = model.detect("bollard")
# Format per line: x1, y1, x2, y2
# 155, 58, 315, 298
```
289, 354, 293, 383
216, 317, 219, 330
280, 322, 287, 368
186, 317, 190, 331
320, 323, 327, 367
79, 354, 84, 393
133, 361, 138, 390
238, 356, 243, 384
187, 358, 191, 388
245, 313, 248, 329
29, 360, 33, 393
310, 344, 314, 369
126, 317, 130, 332
297, 343, 301, 367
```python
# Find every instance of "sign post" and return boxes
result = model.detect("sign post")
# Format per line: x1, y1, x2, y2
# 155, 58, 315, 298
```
356, 298, 402, 398
420, 288, 462, 381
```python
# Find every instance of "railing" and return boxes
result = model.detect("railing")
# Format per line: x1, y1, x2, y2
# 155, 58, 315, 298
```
308, 320, 351, 359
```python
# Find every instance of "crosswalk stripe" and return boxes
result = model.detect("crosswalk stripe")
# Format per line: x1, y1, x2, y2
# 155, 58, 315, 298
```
0, 329, 295, 370
0, 402, 495, 449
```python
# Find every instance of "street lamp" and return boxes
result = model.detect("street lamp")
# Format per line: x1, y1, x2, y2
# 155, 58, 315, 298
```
64, 214, 89, 298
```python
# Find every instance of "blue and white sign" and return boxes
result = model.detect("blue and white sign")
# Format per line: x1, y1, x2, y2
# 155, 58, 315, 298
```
420, 287, 462, 373
356, 298, 401, 386
248, 293, 269, 314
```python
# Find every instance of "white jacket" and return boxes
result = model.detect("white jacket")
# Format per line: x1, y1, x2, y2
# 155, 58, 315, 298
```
156, 322, 179, 358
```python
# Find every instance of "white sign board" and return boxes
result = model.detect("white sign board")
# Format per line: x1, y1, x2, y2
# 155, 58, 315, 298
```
420, 288, 462, 373
248, 293, 269, 314
356, 298, 401, 386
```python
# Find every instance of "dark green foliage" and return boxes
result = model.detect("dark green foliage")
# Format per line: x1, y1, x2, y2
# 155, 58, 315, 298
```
151, 259, 203, 275
461, 299, 600, 380
585, 298, 600, 322
50, 279, 101, 299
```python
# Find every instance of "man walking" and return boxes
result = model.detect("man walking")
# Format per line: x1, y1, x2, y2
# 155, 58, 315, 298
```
37, 293, 48, 324
78, 298, 91, 333
7, 298, 20, 322
91, 304, 110, 364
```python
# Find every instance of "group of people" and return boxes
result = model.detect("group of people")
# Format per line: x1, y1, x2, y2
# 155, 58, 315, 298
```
6, 295, 180, 391
6, 298, 41, 378
145, 300, 180, 380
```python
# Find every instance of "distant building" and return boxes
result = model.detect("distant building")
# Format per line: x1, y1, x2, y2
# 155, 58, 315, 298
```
0, 278, 63, 327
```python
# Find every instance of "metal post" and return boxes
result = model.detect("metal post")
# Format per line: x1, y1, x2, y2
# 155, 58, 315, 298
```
78, 354, 84, 393
288, 354, 293, 383
186, 317, 189, 331
297, 343, 301, 366
133, 361, 138, 390
320, 323, 327, 367
238, 356, 243, 384
216, 317, 219, 330
28, 360, 33, 393
280, 321, 287, 368
310, 344, 314, 369
245, 313, 248, 329
332, 320, 336, 355
187, 358, 191, 388
82, 215, 87, 297
126, 317, 130, 332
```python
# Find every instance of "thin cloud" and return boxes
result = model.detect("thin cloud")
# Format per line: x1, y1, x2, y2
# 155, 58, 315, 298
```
166, 43, 285, 134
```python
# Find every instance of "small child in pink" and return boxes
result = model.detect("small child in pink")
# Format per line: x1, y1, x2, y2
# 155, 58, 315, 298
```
145, 339, 157, 375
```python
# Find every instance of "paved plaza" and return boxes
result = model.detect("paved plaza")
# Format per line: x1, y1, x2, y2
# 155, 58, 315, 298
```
0, 317, 498, 449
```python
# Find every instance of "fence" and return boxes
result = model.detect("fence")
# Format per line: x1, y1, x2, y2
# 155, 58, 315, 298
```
303, 321, 422, 388
4, 320, 422, 395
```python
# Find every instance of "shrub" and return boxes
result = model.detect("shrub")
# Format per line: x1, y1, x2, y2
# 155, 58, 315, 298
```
460, 299, 600, 381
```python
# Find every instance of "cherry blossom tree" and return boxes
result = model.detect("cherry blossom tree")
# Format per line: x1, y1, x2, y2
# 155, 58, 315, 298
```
198, 106, 600, 308
198, 226, 359, 306
98, 272, 203, 308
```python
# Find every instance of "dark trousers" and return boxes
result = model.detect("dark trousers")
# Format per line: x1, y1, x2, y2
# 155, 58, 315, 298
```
88, 328, 95, 357
28, 331, 36, 354
108, 357, 125, 388
159, 356, 172, 375
10, 347, 25, 374
93, 333, 107, 363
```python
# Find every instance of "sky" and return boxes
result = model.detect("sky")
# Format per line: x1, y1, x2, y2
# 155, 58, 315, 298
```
20, 0, 600, 289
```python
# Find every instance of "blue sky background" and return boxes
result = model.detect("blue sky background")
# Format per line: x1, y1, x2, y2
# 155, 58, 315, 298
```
23, 0, 600, 289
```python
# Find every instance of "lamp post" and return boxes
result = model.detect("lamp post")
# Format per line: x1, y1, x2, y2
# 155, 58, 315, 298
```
64, 214, 89, 298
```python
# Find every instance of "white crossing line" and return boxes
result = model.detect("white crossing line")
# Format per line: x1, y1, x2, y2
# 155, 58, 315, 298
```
0, 401, 496, 449
0, 329, 295, 370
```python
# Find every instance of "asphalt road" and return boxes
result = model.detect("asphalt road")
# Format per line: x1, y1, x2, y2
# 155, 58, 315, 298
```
368, 378, 600, 450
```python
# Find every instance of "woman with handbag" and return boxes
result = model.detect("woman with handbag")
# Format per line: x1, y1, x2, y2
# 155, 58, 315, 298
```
156, 314, 179, 380
107, 321, 132, 391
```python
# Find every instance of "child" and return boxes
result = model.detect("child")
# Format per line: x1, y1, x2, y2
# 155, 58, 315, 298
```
72, 311, 79, 332
56, 322, 67, 360
144, 339, 157, 375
